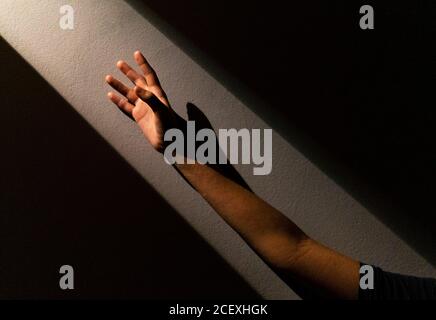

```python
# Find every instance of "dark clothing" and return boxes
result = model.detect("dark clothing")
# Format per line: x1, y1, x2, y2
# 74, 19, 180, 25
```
359, 263, 436, 300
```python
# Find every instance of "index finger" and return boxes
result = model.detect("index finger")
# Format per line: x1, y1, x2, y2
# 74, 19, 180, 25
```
134, 51, 161, 87
117, 60, 147, 87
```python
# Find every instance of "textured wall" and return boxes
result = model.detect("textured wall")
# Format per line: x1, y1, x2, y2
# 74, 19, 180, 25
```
0, 0, 434, 299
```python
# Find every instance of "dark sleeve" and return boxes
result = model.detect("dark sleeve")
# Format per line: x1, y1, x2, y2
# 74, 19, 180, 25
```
359, 263, 436, 300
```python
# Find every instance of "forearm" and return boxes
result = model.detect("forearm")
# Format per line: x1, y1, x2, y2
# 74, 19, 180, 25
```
175, 161, 360, 299
175, 162, 309, 269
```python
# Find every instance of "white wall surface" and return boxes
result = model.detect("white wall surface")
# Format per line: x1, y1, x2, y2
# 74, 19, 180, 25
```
0, 0, 434, 299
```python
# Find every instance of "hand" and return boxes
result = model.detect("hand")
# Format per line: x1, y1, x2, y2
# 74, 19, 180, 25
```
105, 51, 181, 153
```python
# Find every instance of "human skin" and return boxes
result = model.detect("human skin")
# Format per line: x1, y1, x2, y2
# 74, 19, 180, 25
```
105, 51, 360, 299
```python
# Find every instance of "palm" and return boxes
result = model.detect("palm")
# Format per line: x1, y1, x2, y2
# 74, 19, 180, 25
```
135, 98, 165, 150
105, 51, 176, 153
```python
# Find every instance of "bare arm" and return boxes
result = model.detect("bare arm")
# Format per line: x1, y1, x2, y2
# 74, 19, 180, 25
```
105, 51, 360, 299
175, 162, 359, 299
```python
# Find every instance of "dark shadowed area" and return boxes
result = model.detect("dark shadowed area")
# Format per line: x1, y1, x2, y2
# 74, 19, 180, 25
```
126, 0, 436, 264
0, 37, 259, 299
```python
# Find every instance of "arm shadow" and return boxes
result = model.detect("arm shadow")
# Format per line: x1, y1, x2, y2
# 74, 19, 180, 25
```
185, 102, 252, 192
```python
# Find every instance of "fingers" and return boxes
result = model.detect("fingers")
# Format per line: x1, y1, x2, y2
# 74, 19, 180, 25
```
133, 51, 167, 101
105, 75, 137, 103
117, 60, 147, 87
107, 53, 169, 118
107, 91, 135, 115
134, 86, 165, 112
134, 50, 160, 87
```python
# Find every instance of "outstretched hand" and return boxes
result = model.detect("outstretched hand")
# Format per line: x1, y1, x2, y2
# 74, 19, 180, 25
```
106, 51, 182, 153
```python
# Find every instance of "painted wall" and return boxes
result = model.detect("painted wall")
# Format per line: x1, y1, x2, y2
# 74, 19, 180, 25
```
0, 0, 434, 299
